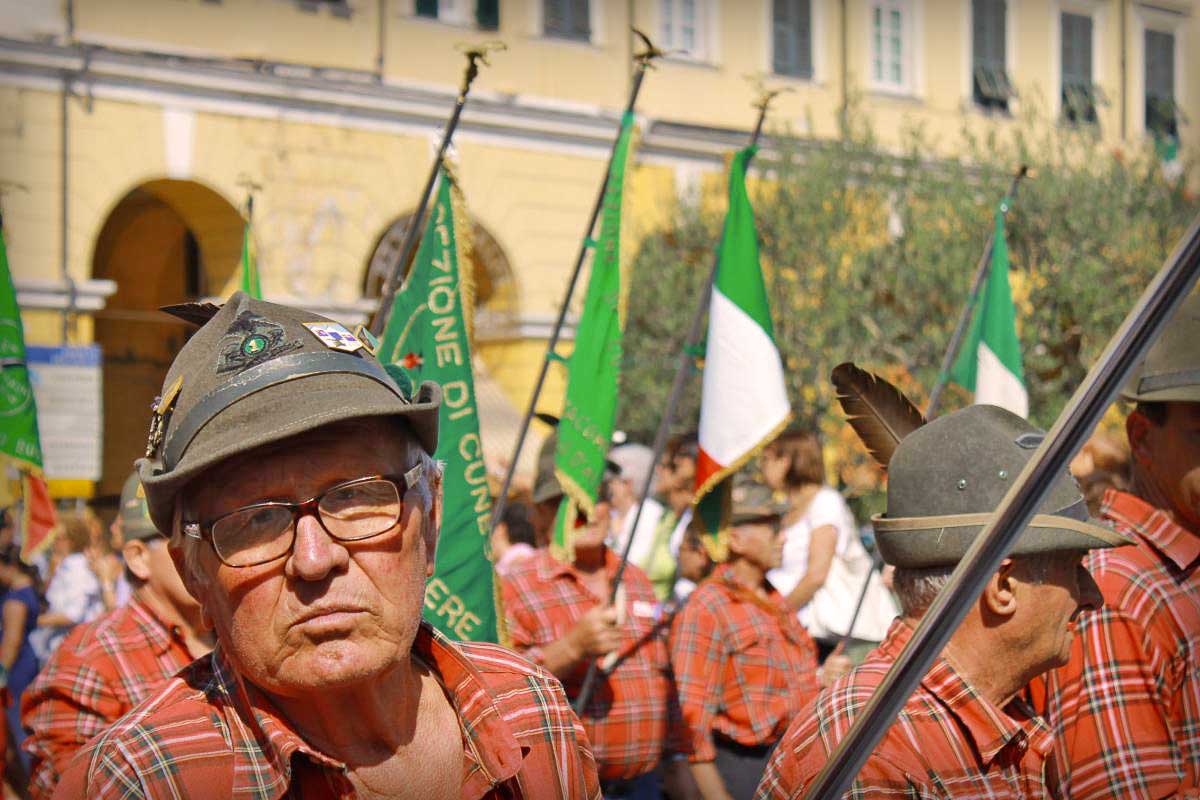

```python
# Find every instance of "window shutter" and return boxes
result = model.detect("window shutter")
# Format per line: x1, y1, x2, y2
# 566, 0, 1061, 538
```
544, 0, 564, 35
476, 0, 499, 30
415, 0, 438, 17
795, 0, 812, 78
571, 0, 590, 39
1061, 13, 1091, 85
773, 0, 811, 78
1145, 30, 1176, 136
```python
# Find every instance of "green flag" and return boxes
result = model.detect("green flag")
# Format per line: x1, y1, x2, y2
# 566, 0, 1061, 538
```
240, 199, 262, 299
378, 168, 498, 644
949, 203, 1028, 418
552, 111, 636, 561
0, 220, 57, 560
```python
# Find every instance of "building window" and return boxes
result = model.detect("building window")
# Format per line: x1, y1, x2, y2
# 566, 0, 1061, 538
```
544, 0, 590, 41
1061, 12, 1097, 124
773, 0, 813, 78
415, 0, 498, 29
972, 0, 1013, 110
1145, 29, 1178, 139
870, 0, 911, 92
661, 0, 710, 60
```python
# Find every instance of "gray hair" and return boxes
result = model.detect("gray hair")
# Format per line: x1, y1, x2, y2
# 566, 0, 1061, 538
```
892, 554, 1064, 618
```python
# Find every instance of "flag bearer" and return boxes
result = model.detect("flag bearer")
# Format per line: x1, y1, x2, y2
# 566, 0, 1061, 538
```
669, 483, 822, 800
1036, 292, 1200, 799
756, 405, 1129, 799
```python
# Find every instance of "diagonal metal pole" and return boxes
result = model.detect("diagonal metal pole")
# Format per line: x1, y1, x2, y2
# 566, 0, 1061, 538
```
370, 42, 504, 336
573, 87, 787, 715
925, 164, 1030, 417
487, 32, 666, 534
805, 212, 1200, 799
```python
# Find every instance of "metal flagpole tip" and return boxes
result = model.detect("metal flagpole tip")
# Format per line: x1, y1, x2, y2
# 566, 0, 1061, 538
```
631, 28, 669, 66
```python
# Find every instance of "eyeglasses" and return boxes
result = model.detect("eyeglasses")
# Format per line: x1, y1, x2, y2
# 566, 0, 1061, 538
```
184, 463, 425, 568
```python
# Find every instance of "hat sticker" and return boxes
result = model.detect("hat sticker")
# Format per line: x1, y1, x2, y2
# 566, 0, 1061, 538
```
216, 311, 302, 375
303, 322, 365, 353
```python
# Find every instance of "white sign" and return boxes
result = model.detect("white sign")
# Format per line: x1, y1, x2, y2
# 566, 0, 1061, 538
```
27, 346, 102, 481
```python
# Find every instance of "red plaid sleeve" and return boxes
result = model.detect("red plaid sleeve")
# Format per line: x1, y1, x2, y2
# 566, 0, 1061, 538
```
1036, 490, 1200, 799
22, 601, 193, 800
669, 590, 726, 762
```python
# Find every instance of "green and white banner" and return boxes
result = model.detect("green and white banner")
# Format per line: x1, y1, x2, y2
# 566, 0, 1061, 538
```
379, 167, 499, 643
950, 204, 1028, 418
552, 110, 637, 561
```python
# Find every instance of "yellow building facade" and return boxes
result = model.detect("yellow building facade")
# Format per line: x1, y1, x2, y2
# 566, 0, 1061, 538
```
0, 0, 1195, 501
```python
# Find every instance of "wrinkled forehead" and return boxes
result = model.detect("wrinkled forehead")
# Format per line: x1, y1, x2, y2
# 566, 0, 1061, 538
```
183, 417, 419, 512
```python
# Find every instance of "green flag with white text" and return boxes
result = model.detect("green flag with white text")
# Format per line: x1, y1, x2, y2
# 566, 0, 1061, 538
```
949, 205, 1028, 418
378, 168, 498, 644
552, 110, 636, 561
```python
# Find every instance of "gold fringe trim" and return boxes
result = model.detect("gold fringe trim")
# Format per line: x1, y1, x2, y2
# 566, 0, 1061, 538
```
692, 411, 795, 502
443, 162, 479, 345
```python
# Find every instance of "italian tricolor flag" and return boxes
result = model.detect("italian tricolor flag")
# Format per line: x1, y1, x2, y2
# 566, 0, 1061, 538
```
694, 146, 792, 504
949, 205, 1028, 418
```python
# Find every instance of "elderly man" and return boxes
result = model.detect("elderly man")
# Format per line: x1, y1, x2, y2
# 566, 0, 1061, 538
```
53, 294, 598, 799
1035, 293, 1200, 798
500, 479, 692, 799
756, 405, 1129, 799
670, 483, 822, 800
23, 472, 213, 798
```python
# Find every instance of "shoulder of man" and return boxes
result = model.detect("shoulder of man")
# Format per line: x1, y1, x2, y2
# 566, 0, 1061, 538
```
52, 655, 236, 797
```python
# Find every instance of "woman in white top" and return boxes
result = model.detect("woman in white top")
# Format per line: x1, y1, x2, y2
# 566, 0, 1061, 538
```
760, 429, 896, 654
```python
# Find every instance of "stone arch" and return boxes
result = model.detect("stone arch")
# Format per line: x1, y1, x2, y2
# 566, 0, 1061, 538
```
362, 211, 518, 333
90, 179, 244, 497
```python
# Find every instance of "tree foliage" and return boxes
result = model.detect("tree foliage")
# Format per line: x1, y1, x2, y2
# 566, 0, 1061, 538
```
618, 107, 1197, 512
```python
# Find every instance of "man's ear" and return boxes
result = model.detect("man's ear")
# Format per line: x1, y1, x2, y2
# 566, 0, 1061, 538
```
726, 527, 748, 557
122, 539, 152, 582
1126, 410, 1154, 467
981, 558, 1019, 619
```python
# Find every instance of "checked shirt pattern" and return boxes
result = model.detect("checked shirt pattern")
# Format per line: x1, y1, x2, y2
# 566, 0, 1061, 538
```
669, 564, 819, 763
1035, 488, 1200, 799
756, 619, 1057, 799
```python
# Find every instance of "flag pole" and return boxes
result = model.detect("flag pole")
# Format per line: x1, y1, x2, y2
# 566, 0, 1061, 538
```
804, 212, 1200, 799
370, 41, 505, 337
924, 164, 1030, 417
487, 30, 666, 534
573, 84, 788, 715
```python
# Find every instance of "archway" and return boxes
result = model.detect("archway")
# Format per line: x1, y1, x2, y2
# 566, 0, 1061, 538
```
91, 179, 243, 499
363, 211, 541, 482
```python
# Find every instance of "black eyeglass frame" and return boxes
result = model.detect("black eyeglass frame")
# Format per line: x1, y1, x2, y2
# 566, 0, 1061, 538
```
183, 462, 426, 568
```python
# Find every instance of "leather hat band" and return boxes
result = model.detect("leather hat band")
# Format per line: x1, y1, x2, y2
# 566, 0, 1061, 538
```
162, 351, 406, 471
1139, 367, 1200, 395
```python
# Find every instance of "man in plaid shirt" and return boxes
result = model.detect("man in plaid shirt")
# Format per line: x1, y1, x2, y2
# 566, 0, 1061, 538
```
54, 295, 598, 799
500, 471, 694, 799
1035, 295, 1200, 799
756, 405, 1130, 800
670, 483, 824, 800
22, 472, 213, 798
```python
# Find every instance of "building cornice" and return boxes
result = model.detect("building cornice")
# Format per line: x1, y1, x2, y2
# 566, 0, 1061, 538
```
0, 35, 791, 166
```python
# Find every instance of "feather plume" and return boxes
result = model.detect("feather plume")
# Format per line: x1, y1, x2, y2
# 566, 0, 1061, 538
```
159, 302, 222, 327
831, 362, 926, 469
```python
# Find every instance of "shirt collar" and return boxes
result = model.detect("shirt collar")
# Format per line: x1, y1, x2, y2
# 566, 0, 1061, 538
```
125, 596, 186, 657
211, 621, 526, 797
535, 546, 620, 587
878, 620, 1053, 768
1102, 488, 1200, 571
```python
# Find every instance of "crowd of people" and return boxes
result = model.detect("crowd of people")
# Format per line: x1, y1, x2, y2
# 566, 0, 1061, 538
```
0, 289, 1191, 799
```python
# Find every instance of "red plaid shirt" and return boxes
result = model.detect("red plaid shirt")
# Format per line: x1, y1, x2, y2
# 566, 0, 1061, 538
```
1032, 488, 1200, 799
757, 619, 1057, 799
499, 548, 683, 781
52, 621, 600, 799
669, 564, 818, 762
21, 596, 196, 799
